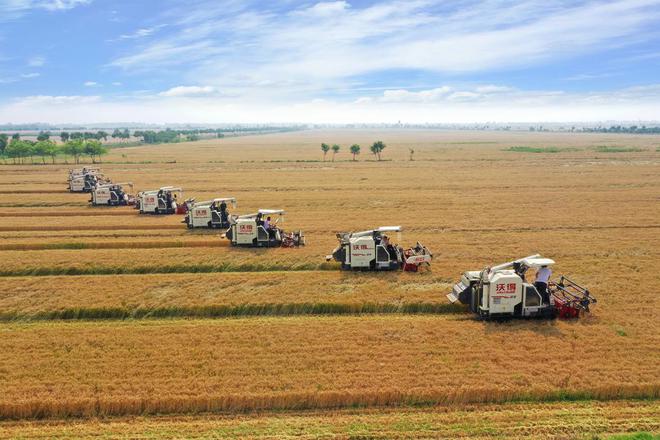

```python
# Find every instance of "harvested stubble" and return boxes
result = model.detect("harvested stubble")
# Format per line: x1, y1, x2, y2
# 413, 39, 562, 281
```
0, 272, 455, 320
0, 400, 657, 439
0, 316, 657, 419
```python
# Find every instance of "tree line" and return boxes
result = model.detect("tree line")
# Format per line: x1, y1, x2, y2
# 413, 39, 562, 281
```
0, 133, 107, 164
320, 141, 387, 161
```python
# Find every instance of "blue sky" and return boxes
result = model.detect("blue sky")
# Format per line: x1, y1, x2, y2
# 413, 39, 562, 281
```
0, 0, 659, 123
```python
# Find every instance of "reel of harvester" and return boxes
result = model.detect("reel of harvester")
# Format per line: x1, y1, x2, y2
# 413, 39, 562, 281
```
549, 276, 597, 319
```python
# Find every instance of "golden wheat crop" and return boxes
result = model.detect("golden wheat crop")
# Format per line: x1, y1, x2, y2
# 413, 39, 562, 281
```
0, 129, 658, 426
0, 271, 453, 320
0, 316, 657, 419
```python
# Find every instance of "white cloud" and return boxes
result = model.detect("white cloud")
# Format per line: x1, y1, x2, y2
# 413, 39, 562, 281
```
0, 0, 90, 15
382, 87, 452, 102
83, 81, 98, 87
14, 95, 101, 105
475, 85, 513, 94
295, 1, 350, 17
27, 56, 45, 67
108, 0, 660, 96
38, 0, 90, 11
113, 24, 167, 41
158, 85, 218, 97
112, 81, 122, 86
447, 91, 481, 101
20, 72, 40, 78
1, 85, 659, 124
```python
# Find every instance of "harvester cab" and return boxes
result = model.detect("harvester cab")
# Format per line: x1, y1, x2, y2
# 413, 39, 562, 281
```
137, 187, 184, 214
184, 197, 237, 229
326, 226, 432, 272
90, 182, 134, 206
69, 169, 106, 193
447, 254, 596, 319
224, 209, 305, 247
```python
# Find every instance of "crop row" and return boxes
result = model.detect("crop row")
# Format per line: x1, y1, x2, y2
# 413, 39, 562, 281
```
0, 316, 657, 419
1, 400, 657, 438
0, 272, 452, 321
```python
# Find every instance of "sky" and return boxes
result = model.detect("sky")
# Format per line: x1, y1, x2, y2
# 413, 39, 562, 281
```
0, 0, 659, 124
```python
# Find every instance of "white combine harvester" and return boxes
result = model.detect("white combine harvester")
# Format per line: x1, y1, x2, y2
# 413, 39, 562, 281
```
447, 254, 596, 319
326, 226, 432, 272
224, 209, 305, 247
68, 168, 107, 193
90, 182, 134, 206
137, 186, 186, 215
184, 197, 237, 229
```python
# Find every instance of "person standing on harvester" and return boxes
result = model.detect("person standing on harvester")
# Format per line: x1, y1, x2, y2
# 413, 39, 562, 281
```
535, 265, 552, 303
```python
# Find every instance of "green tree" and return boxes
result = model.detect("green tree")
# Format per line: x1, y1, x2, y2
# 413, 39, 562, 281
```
60, 131, 70, 143
0, 134, 8, 156
33, 140, 52, 164
36, 131, 50, 142
321, 143, 330, 161
409, 147, 415, 161
24, 140, 36, 163
331, 144, 340, 162
63, 140, 85, 164
96, 131, 108, 141
370, 140, 386, 161
350, 144, 360, 161
84, 140, 108, 163
6, 140, 32, 164
44, 140, 60, 164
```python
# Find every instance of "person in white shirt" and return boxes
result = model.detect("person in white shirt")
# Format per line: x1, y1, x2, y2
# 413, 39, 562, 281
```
535, 265, 552, 303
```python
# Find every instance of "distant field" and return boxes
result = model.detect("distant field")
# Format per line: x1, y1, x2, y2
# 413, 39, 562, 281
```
0, 129, 658, 437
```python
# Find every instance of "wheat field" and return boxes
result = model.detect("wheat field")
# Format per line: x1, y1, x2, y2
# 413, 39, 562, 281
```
0, 129, 658, 438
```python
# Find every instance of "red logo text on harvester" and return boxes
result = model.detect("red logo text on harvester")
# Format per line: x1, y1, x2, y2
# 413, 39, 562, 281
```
352, 244, 369, 250
238, 224, 253, 234
495, 283, 517, 295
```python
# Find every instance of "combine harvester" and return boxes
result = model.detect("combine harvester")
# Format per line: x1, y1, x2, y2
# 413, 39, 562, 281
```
224, 209, 304, 247
68, 168, 108, 193
184, 197, 237, 229
90, 182, 134, 206
136, 186, 188, 215
326, 226, 432, 272
447, 254, 596, 319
